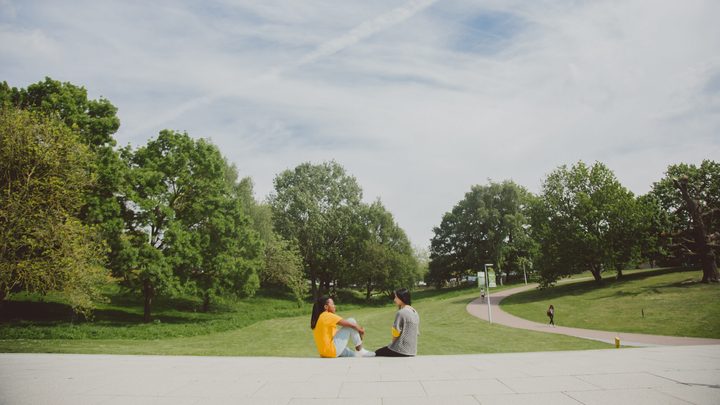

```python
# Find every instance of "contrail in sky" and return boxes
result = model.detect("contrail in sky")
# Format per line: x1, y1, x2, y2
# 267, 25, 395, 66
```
129, 0, 439, 137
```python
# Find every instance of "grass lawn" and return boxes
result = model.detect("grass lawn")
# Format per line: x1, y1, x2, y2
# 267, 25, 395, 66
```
0, 285, 610, 356
501, 267, 720, 338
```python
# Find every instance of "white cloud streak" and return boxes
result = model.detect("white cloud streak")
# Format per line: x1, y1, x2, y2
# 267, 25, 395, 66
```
1, 0, 718, 247
126, 0, 438, 137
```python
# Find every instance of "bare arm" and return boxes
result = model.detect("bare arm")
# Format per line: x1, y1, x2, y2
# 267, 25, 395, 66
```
338, 319, 365, 336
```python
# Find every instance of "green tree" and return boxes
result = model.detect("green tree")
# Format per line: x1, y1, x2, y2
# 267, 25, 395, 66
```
635, 193, 670, 268
532, 161, 639, 284
651, 160, 719, 282
0, 78, 127, 279
354, 201, 419, 300
262, 235, 308, 305
0, 107, 112, 316
123, 130, 262, 320
269, 161, 363, 298
241, 189, 308, 304
429, 181, 533, 286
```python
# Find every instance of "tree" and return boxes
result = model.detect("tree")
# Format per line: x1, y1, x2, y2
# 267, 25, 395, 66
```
0, 78, 127, 279
0, 107, 112, 316
269, 161, 363, 298
353, 201, 419, 300
122, 130, 262, 320
651, 161, 720, 282
635, 193, 670, 268
532, 161, 639, 284
241, 187, 308, 304
262, 235, 308, 305
428, 181, 533, 286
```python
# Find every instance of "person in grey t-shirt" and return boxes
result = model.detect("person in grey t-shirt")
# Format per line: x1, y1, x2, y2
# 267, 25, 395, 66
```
374, 288, 419, 357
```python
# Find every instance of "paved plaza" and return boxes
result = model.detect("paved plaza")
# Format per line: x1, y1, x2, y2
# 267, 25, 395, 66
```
2, 345, 719, 404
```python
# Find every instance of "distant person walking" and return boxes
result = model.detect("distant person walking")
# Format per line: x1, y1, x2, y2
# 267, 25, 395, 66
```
547, 304, 555, 326
375, 289, 420, 357
310, 296, 375, 358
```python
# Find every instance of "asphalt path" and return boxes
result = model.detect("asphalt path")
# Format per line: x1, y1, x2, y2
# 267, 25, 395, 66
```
466, 283, 720, 347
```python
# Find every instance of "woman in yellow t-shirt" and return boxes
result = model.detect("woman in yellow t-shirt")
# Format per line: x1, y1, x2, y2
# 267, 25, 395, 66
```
310, 296, 375, 358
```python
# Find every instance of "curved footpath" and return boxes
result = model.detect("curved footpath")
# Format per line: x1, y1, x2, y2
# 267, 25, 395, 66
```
466, 283, 720, 347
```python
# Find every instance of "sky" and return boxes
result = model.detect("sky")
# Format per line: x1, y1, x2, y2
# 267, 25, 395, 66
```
2, 0, 719, 249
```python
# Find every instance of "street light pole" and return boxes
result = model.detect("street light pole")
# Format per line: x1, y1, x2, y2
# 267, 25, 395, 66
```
484, 263, 493, 324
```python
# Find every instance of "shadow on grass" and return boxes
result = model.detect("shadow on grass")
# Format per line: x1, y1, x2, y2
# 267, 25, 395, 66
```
504, 267, 697, 304
0, 300, 207, 325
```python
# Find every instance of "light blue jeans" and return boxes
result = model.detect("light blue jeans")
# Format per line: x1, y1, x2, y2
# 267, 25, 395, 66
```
334, 317, 363, 357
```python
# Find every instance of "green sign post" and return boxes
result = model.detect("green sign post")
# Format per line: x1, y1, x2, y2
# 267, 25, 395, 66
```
484, 263, 493, 323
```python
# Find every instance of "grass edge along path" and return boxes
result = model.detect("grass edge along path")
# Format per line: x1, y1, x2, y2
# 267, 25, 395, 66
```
500, 268, 720, 339
0, 288, 611, 356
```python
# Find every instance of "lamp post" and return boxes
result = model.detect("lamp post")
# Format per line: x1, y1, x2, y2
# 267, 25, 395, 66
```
484, 263, 493, 324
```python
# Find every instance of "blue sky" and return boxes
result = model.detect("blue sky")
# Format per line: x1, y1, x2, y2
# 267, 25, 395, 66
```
2, 0, 719, 248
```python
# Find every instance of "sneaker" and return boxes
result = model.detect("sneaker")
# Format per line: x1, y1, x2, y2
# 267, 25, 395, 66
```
356, 348, 376, 358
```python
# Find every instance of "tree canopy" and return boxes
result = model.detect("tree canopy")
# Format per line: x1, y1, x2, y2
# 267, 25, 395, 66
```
120, 130, 263, 320
530, 161, 640, 284
651, 160, 719, 282
429, 180, 533, 287
0, 107, 111, 316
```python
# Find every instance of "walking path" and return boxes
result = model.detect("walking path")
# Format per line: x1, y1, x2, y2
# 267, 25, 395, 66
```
466, 283, 720, 347
3, 346, 720, 404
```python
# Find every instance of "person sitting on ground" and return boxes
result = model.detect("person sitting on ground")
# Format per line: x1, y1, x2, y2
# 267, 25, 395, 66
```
375, 288, 420, 357
310, 296, 375, 358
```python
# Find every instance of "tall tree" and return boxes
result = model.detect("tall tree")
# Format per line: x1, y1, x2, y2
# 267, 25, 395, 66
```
635, 193, 670, 268
532, 161, 639, 284
354, 201, 419, 300
122, 130, 262, 320
429, 181, 533, 286
651, 160, 719, 282
0, 107, 111, 316
0, 78, 127, 277
242, 189, 308, 305
269, 161, 363, 298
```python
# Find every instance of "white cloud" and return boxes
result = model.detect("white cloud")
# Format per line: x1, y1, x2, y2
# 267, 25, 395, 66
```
1, 0, 718, 246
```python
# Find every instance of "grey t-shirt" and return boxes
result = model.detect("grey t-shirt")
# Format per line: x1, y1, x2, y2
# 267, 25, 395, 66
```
388, 306, 420, 356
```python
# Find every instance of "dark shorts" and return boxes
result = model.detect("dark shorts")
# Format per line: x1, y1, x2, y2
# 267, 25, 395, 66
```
375, 346, 413, 357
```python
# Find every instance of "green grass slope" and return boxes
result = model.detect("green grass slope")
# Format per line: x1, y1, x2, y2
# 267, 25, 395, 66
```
0, 286, 610, 356
501, 268, 720, 338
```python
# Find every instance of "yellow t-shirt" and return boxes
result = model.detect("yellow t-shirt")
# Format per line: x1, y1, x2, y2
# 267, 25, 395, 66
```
313, 311, 342, 358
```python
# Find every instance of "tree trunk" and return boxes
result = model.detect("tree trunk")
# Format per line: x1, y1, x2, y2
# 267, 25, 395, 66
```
366, 280, 372, 301
202, 292, 211, 312
701, 250, 719, 283
675, 177, 720, 283
143, 279, 153, 323
590, 265, 603, 282
311, 278, 318, 299
616, 267, 624, 279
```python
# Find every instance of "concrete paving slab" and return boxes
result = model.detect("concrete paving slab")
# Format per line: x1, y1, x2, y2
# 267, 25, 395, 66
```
473, 392, 582, 405
575, 372, 676, 389
254, 381, 342, 398
652, 370, 720, 386
498, 375, 599, 393
1, 345, 718, 404
382, 396, 480, 405
339, 381, 424, 398
656, 384, 720, 405
289, 399, 382, 405
420, 378, 513, 396
565, 388, 695, 405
